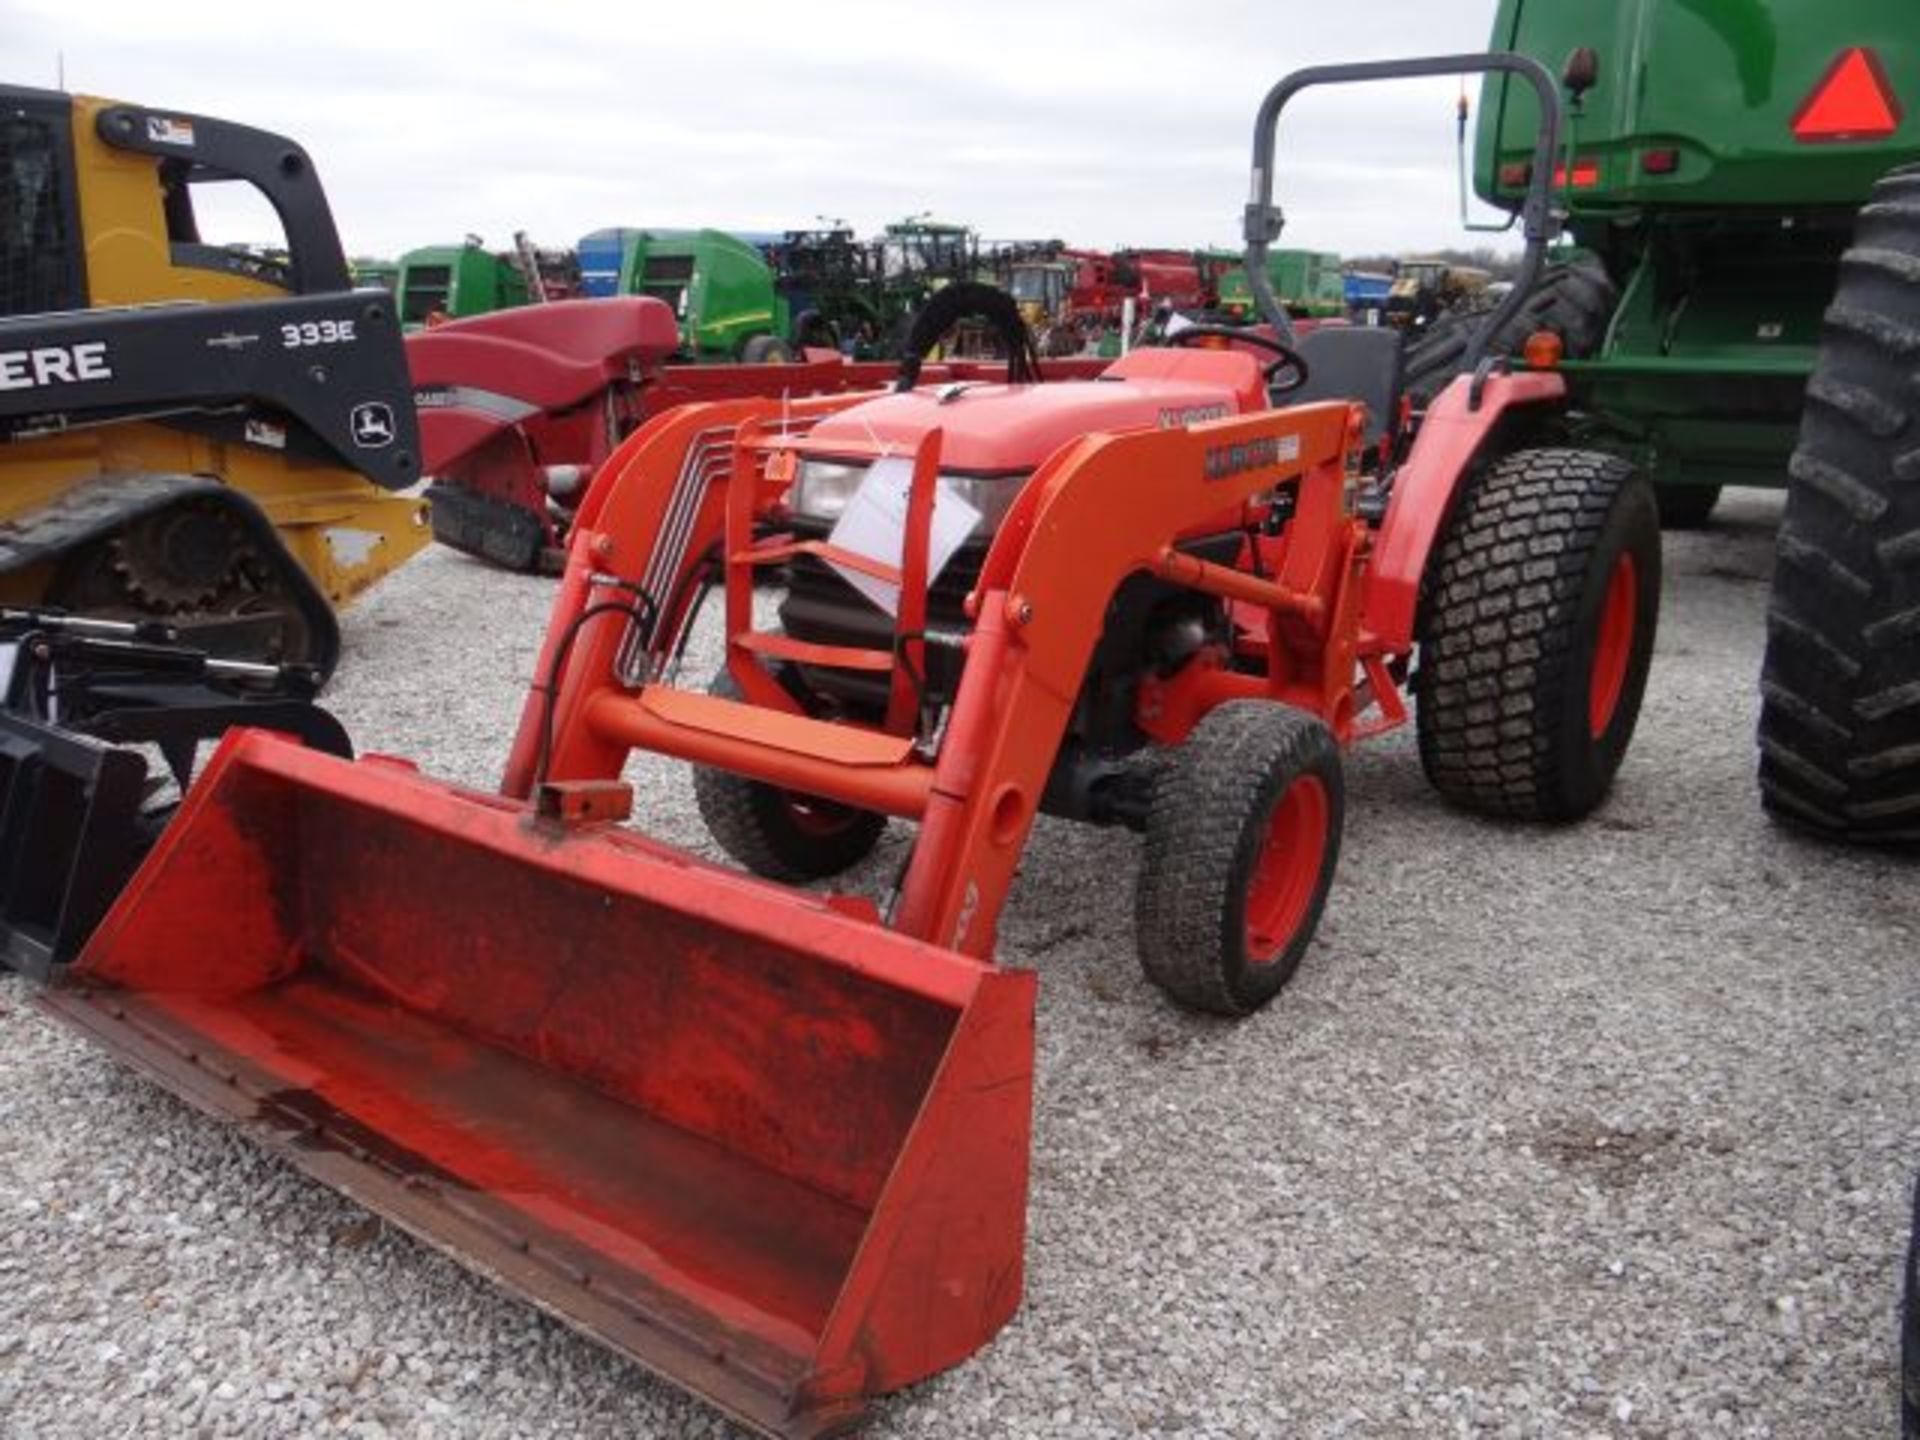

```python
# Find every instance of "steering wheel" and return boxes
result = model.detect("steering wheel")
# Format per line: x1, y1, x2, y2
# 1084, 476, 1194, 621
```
1165, 325, 1309, 393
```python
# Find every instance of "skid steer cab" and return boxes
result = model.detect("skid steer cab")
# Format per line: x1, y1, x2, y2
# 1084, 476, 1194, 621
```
35, 53, 1660, 1440
0, 83, 429, 676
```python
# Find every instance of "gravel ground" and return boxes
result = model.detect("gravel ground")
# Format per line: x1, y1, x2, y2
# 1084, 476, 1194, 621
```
2, 488, 1916, 1439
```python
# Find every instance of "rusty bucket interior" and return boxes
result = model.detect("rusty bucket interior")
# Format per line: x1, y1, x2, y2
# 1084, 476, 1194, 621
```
46, 729, 1034, 1438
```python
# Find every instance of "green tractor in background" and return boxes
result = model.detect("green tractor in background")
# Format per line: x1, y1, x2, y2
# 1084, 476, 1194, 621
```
1468, 0, 1916, 842
395, 239, 530, 329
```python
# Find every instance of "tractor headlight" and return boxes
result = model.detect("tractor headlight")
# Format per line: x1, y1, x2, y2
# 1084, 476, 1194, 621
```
790, 460, 869, 521
791, 458, 1029, 531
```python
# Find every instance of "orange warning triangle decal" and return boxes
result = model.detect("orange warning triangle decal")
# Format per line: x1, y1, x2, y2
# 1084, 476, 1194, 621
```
1793, 48, 1902, 142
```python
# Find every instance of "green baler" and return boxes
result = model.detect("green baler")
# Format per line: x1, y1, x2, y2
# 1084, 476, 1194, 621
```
1479, 2, 1918, 839
612, 228, 790, 361
1477, 0, 1917, 524
1216, 249, 1346, 320
395, 241, 530, 329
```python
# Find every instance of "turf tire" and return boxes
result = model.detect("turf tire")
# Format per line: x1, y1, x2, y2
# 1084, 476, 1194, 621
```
692, 671, 885, 880
1135, 702, 1344, 1016
1416, 447, 1661, 820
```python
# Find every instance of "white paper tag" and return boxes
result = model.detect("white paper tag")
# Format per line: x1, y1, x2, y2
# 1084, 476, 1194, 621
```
826, 456, 981, 617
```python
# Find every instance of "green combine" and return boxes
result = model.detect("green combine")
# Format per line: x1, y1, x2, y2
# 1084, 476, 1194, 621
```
1474, 0, 1916, 839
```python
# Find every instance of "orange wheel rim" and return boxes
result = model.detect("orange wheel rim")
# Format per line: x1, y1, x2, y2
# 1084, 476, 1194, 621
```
1244, 774, 1329, 965
1588, 552, 1637, 739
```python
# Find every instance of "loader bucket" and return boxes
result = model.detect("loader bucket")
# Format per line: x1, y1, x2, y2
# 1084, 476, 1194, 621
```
0, 711, 148, 978
46, 729, 1035, 1438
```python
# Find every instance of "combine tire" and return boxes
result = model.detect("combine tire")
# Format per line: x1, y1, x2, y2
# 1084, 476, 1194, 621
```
1757, 165, 1920, 843
1654, 484, 1721, 530
1135, 702, 1343, 1016
1905, 1171, 1920, 1440
1404, 257, 1616, 405
1416, 448, 1660, 820
692, 671, 885, 880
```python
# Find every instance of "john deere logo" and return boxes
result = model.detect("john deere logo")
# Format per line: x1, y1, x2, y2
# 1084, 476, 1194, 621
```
350, 401, 396, 448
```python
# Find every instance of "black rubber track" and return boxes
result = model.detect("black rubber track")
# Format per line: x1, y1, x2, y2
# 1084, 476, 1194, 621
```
690, 671, 886, 880
1416, 447, 1661, 820
1757, 163, 1920, 844
1403, 256, 1617, 405
1134, 702, 1343, 1017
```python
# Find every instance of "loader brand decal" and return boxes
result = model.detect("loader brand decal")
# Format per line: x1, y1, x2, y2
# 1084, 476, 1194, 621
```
1158, 403, 1230, 429
1203, 432, 1299, 482
146, 116, 196, 146
349, 402, 396, 448
0, 342, 113, 392
206, 330, 260, 352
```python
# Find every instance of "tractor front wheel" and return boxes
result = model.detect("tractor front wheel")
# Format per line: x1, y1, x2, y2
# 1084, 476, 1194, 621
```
692, 671, 886, 880
1416, 447, 1661, 820
1134, 702, 1344, 1016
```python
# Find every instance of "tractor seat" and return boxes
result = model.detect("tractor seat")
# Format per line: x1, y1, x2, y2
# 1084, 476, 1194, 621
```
1276, 326, 1406, 452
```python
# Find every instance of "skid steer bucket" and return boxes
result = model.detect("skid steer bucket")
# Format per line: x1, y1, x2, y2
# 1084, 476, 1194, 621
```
0, 712, 148, 978
46, 729, 1035, 1438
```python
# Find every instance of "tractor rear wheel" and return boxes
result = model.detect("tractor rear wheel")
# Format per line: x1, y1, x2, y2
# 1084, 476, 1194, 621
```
1654, 483, 1721, 530
1757, 164, 1920, 842
1403, 256, 1616, 406
1416, 447, 1661, 820
1134, 702, 1344, 1016
692, 671, 886, 880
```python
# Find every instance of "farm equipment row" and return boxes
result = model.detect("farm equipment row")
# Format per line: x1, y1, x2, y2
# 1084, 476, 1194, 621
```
372, 220, 1362, 361
4, 0, 1918, 1431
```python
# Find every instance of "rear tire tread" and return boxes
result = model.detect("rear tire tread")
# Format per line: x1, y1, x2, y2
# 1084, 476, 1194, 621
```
1416, 447, 1660, 820
1759, 165, 1920, 842
1135, 703, 1343, 1017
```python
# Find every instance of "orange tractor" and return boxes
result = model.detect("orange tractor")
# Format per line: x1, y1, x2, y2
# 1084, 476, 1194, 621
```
36, 53, 1658, 1438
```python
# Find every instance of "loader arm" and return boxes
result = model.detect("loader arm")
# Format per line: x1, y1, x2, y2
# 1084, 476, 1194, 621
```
508, 393, 1360, 957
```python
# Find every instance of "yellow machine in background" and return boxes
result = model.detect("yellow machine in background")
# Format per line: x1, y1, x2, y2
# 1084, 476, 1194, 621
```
0, 85, 427, 674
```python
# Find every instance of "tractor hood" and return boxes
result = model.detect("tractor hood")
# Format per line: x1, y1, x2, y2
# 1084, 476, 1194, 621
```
799, 349, 1267, 472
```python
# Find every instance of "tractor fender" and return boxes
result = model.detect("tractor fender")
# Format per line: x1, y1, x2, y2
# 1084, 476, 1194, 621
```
0, 473, 341, 678
1361, 370, 1566, 653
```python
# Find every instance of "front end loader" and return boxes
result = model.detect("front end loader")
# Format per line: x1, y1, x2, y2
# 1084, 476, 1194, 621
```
28, 55, 1660, 1437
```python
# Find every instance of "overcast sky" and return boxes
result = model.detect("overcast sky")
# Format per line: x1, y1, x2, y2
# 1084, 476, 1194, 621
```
14, 0, 1522, 261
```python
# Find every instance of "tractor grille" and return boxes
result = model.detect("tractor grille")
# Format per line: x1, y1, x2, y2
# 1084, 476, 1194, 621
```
0, 109, 84, 317
401, 266, 452, 324
778, 528, 986, 712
